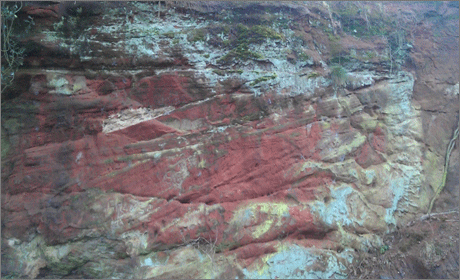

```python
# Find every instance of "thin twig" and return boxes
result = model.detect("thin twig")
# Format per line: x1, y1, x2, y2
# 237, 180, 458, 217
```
420, 210, 458, 221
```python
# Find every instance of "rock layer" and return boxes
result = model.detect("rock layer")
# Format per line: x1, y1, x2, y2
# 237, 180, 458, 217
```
1, 1, 458, 278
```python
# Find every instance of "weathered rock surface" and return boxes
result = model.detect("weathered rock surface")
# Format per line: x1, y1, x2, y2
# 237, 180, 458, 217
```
1, 1, 458, 279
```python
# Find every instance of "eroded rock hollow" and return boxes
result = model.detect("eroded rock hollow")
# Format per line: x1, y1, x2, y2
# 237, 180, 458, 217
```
1, 1, 458, 279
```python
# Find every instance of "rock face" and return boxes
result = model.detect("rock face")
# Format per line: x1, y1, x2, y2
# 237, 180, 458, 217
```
1, 1, 458, 278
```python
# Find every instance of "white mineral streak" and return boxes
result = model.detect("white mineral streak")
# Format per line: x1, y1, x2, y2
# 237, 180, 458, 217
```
102, 106, 175, 133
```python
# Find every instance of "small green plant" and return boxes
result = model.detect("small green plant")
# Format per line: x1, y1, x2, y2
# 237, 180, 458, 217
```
188, 28, 206, 42
274, 17, 291, 30
212, 69, 225, 76
212, 69, 243, 76
217, 43, 263, 64
250, 73, 277, 86
54, 3, 92, 39
296, 51, 310, 62
434, 243, 443, 256
230, 69, 243, 74
162, 31, 175, 39
379, 245, 389, 254
329, 34, 343, 60
307, 72, 320, 79
216, 23, 283, 65
236, 23, 284, 44
330, 65, 348, 88
365, 51, 376, 60
328, 33, 340, 42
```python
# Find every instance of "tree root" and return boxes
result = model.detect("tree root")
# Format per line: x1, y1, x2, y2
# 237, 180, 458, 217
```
427, 125, 459, 214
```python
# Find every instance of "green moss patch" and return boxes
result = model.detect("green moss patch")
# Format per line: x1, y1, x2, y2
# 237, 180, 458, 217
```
217, 23, 283, 64
188, 28, 206, 42
249, 73, 278, 86
307, 72, 321, 79
217, 43, 263, 64
236, 24, 284, 44
162, 31, 176, 39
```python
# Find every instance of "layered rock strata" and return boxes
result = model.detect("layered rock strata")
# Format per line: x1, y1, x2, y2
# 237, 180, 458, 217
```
1, 1, 458, 278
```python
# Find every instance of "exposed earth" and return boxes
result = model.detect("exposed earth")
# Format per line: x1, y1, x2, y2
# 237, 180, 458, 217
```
347, 211, 459, 279
1, 1, 458, 279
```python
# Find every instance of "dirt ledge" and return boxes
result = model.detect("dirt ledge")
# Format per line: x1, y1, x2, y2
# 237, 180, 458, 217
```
347, 211, 459, 279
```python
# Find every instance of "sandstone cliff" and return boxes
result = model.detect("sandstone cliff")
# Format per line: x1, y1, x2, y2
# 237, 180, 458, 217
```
1, 1, 458, 278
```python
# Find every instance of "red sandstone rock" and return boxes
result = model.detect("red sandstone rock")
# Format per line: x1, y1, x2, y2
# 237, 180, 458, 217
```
109, 119, 180, 142
1, 1, 458, 279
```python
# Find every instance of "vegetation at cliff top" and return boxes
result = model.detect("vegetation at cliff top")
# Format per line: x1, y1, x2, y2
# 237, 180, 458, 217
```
331, 2, 395, 38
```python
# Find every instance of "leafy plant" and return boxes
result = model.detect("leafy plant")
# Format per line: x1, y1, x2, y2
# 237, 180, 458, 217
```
330, 65, 348, 88
296, 50, 310, 62
386, 29, 408, 75
54, 4, 88, 39
379, 245, 389, 254
328, 34, 343, 62
1, 2, 26, 94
